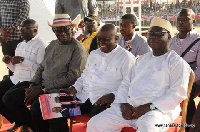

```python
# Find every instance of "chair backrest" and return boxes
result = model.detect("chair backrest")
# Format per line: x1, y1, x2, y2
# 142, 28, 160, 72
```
179, 71, 195, 132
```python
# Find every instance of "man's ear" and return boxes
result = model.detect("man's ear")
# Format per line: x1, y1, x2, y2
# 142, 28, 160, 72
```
193, 19, 195, 24
34, 28, 37, 33
115, 35, 119, 42
168, 33, 171, 41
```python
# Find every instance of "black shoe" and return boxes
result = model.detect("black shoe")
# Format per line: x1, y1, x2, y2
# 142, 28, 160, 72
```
6, 123, 21, 132
21, 125, 32, 132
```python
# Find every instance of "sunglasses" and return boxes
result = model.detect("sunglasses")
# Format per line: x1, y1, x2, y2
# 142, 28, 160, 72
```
147, 31, 168, 37
53, 26, 72, 34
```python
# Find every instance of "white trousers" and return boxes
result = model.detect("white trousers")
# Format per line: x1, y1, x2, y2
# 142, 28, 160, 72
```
87, 104, 171, 132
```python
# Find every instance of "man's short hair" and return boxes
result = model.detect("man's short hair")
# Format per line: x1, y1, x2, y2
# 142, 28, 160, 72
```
84, 15, 100, 24
121, 13, 137, 25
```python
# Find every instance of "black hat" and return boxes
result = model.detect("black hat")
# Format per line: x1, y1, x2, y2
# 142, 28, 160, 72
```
84, 15, 100, 24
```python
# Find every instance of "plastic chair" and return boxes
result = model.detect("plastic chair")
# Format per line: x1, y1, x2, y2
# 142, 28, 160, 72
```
69, 114, 90, 132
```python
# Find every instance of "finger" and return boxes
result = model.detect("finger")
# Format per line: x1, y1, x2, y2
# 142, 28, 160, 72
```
25, 97, 33, 106
122, 113, 132, 120
24, 96, 30, 105
106, 103, 111, 108
95, 100, 102, 106
25, 88, 32, 91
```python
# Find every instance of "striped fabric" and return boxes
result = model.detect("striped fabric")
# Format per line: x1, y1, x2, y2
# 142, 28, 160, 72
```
53, 17, 72, 25
0, 0, 30, 41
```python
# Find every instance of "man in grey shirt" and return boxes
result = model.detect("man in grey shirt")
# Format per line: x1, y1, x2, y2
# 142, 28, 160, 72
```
118, 14, 151, 57
3, 14, 88, 132
55, 0, 98, 20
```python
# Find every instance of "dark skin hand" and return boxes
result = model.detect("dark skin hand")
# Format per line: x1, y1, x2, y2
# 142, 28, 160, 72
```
0, 28, 15, 42
121, 103, 151, 120
10, 56, 24, 64
65, 86, 77, 95
95, 93, 115, 108
2, 55, 12, 64
76, 34, 87, 41
24, 84, 43, 106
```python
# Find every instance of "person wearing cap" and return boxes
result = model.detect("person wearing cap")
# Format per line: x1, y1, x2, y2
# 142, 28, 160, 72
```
2, 14, 88, 132
55, 0, 98, 20
87, 18, 191, 132
0, 19, 47, 132
78, 15, 100, 52
169, 8, 200, 131
118, 14, 151, 57
67, 24, 135, 118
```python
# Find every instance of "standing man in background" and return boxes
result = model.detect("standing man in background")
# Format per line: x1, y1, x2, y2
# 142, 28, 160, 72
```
55, 0, 98, 20
169, 8, 200, 132
0, 0, 30, 76
118, 14, 151, 57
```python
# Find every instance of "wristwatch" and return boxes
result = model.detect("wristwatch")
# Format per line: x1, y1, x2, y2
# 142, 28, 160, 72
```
20, 57, 24, 63
149, 103, 157, 110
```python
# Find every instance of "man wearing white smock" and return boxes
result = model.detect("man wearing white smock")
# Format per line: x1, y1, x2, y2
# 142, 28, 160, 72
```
87, 18, 191, 132
68, 24, 135, 117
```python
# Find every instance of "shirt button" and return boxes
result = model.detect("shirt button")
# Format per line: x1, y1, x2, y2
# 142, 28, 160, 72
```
128, 96, 130, 98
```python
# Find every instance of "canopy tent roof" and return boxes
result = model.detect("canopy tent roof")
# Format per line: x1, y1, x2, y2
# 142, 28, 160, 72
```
29, 0, 56, 42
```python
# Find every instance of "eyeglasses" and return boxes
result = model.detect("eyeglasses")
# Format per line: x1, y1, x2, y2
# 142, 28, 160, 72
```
147, 31, 168, 37
52, 26, 72, 34
177, 18, 191, 22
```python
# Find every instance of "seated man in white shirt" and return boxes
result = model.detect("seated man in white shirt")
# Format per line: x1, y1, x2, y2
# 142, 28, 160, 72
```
0, 19, 47, 131
87, 18, 191, 132
67, 24, 136, 117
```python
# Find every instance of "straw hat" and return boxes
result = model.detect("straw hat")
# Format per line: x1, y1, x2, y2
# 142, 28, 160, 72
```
48, 14, 73, 27
150, 17, 172, 32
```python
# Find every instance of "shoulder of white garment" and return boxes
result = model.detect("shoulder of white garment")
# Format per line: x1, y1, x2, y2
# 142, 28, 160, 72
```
167, 50, 191, 69
118, 46, 136, 59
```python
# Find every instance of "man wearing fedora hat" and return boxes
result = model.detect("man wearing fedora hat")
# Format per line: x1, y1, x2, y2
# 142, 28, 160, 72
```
87, 18, 191, 132
2, 14, 88, 132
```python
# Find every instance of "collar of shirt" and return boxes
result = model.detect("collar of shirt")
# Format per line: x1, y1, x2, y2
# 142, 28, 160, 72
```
25, 34, 40, 44
100, 44, 119, 57
175, 29, 198, 39
87, 32, 97, 38
123, 32, 136, 43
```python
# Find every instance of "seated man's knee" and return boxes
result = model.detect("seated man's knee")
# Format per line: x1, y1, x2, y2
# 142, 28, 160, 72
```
2, 91, 13, 105
136, 112, 170, 132
87, 116, 100, 130
30, 100, 42, 120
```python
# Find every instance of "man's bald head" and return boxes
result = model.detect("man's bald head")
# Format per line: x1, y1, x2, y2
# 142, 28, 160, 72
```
98, 24, 116, 36
97, 24, 118, 53
178, 8, 195, 19
22, 19, 38, 29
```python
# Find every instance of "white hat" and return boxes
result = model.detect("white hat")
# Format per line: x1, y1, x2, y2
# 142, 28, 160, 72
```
150, 17, 172, 32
